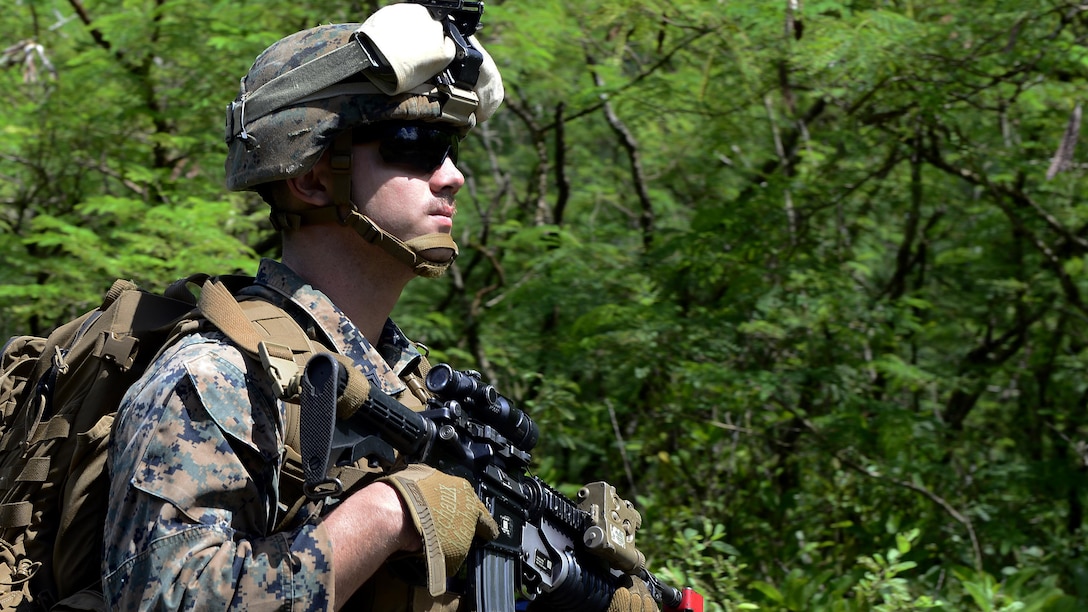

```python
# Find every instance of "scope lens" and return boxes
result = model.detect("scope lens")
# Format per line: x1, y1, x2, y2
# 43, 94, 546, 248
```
426, 364, 455, 394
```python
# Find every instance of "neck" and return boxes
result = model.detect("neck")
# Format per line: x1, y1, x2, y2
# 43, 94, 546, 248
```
282, 225, 415, 342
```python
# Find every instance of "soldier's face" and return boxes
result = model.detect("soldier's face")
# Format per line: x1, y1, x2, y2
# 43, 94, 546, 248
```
349, 139, 465, 246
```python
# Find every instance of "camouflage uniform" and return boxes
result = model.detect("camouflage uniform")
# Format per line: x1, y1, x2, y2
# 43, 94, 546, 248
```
102, 258, 426, 610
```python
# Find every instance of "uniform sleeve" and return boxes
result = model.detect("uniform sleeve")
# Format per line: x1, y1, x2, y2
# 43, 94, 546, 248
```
103, 333, 335, 611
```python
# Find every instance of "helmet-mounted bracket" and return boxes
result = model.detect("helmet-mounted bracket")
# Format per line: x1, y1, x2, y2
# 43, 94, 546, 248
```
415, 2, 486, 125
438, 15, 482, 89
409, 0, 485, 90
409, 1, 484, 38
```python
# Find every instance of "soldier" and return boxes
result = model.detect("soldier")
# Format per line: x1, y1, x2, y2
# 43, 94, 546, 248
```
102, 3, 659, 610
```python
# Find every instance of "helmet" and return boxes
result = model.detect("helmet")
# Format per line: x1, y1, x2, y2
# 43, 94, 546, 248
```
223, 2, 503, 277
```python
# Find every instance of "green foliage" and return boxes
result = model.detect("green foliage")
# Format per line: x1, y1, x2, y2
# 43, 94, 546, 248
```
0, 0, 285, 335
5, 0, 1088, 608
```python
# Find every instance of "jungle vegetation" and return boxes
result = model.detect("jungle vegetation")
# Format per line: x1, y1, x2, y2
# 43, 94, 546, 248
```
3, 1, 1088, 609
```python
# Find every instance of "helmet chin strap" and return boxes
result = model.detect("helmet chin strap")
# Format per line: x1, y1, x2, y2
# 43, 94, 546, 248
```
342, 212, 460, 279
269, 131, 459, 278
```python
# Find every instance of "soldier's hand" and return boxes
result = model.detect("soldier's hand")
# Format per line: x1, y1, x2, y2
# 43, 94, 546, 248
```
608, 574, 659, 612
379, 464, 499, 596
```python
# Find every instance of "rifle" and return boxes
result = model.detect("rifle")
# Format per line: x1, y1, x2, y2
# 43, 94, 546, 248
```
298, 353, 704, 612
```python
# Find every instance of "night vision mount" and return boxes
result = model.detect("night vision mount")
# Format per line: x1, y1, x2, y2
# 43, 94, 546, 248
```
409, 0, 485, 37
408, 0, 486, 90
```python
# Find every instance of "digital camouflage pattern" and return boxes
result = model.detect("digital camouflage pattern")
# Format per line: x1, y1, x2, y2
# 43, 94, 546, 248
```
225, 23, 455, 193
103, 259, 426, 609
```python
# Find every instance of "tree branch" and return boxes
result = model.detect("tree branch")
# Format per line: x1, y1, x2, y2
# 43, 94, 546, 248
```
555, 27, 715, 128
503, 96, 552, 226
66, 0, 115, 57
919, 129, 1088, 317
588, 60, 655, 250
553, 102, 571, 226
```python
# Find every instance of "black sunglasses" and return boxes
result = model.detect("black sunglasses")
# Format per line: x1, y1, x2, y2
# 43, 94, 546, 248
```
352, 123, 461, 174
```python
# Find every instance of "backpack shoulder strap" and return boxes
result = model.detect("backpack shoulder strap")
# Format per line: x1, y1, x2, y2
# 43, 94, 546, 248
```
197, 278, 314, 399
193, 279, 347, 529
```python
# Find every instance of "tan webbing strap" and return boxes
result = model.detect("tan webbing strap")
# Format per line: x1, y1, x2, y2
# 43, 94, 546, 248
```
102, 279, 137, 309
193, 277, 401, 530
13, 457, 49, 484
199, 280, 314, 358
0, 456, 49, 492
197, 280, 269, 357
329, 354, 371, 420
403, 233, 456, 253
274, 442, 310, 533
265, 204, 458, 279
327, 464, 375, 496
199, 279, 321, 402
0, 502, 32, 529
329, 130, 354, 210
283, 400, 302, 470
269, 205, 346, 232
193, 279, 323, 532
28, 415, 70, 445
242, 301, 314, 351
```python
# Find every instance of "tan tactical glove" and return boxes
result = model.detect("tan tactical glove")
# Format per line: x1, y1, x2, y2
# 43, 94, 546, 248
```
608, 574, 659, 612
379, 464, 499, 596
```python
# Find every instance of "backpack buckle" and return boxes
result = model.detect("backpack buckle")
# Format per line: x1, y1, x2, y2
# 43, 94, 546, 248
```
258, 341, 301, 400
95, 332, 138, 371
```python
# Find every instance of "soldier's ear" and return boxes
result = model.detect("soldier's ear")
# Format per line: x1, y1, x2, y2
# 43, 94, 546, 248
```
286, 152, 335, 207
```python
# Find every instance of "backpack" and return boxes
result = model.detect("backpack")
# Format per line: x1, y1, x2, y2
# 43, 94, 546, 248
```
0, 274, 319, 611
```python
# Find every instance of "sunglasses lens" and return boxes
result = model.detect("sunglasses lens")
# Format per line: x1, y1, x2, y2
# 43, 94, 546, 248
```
377, 125, 460, 173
